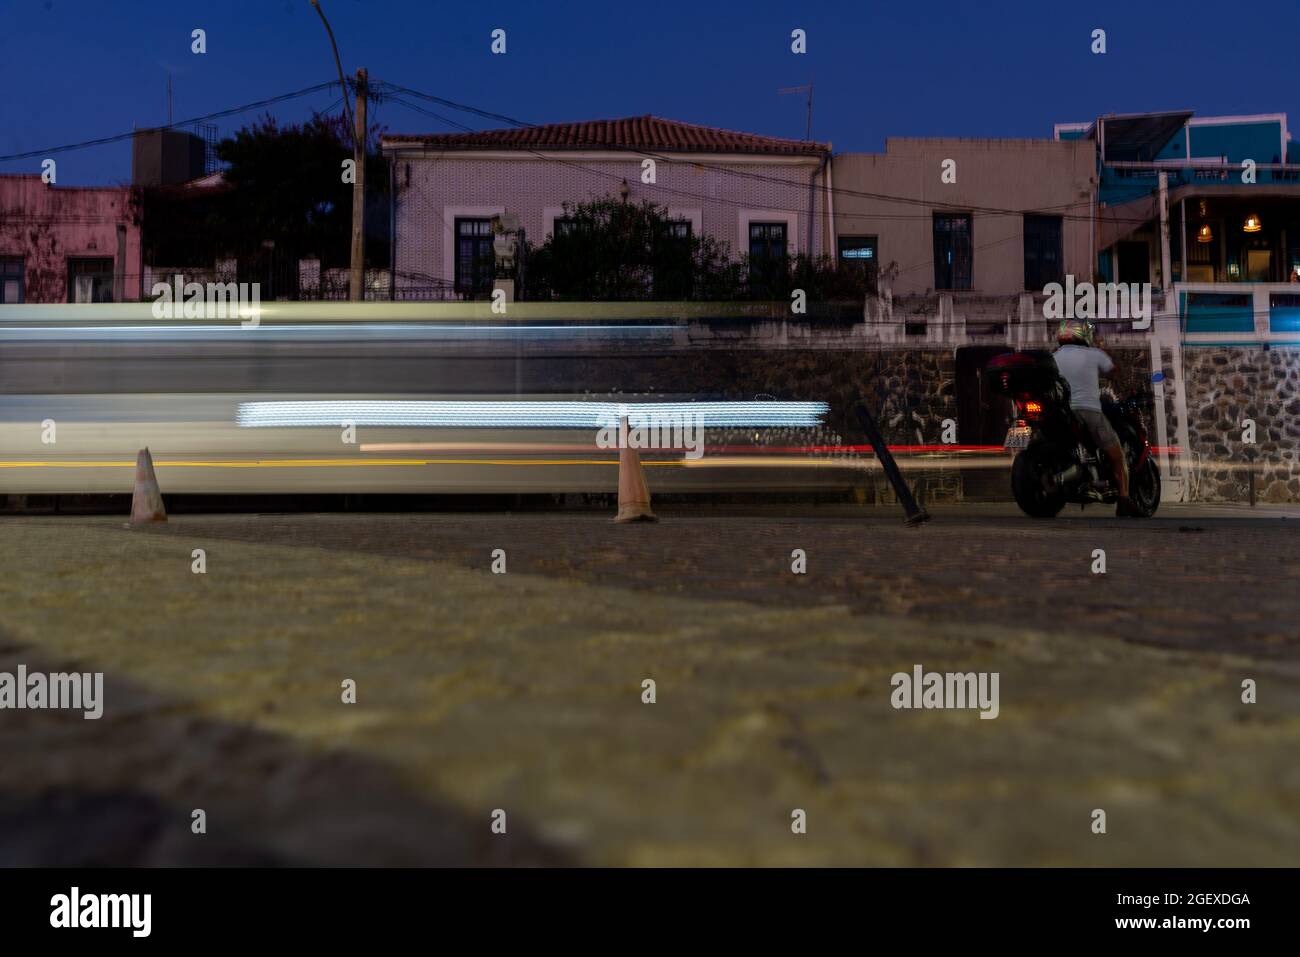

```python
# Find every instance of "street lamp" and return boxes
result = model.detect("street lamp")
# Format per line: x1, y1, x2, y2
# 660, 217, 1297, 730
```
309, 0, 366, 302
308, 0, 356, 149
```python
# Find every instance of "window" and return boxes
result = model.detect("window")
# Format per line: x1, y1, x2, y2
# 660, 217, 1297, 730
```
748, 222, 788, 294
1116, 240, 1150, 286
932, 214, 972, 290
838, 235, 878, 290
838, 235, 877, 264
653, 220, 694, 298
749, 221, 787, 260
454, 218, 495, 296
553, 216, 583, 239
67, 257, 114, 303
0, 258, 22, 303
1023, 215, 1063, 290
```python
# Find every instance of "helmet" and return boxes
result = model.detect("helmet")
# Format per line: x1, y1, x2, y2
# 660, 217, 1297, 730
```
1057, 318, 1095, 347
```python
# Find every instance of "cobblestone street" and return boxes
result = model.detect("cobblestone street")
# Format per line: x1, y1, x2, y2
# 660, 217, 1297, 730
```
1, 505, 1297, 866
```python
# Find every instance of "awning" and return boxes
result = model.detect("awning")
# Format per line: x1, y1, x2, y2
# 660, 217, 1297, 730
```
1098, 111, 1194, 162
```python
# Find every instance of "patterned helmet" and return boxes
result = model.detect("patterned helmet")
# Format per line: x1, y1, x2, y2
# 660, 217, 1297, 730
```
1057, 318, 1095, 346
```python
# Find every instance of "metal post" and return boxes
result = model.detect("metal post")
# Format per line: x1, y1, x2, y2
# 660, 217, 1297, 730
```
388, 155, 396, 301
1179, 197, 1187, 283
1158, 171, 1172, 293
854, 399, 931, 525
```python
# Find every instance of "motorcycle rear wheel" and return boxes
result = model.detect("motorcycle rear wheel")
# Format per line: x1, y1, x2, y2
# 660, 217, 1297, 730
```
1129, 455, 1161, 517
1012, 444, 1068, 518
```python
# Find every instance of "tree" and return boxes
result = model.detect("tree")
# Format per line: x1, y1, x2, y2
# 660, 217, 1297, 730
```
525, 197, 716, 301
522, 196, 872, 306
141, 112, 389, 294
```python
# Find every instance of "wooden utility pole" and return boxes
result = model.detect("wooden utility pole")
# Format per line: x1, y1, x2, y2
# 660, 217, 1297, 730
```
350, 68, 367, 301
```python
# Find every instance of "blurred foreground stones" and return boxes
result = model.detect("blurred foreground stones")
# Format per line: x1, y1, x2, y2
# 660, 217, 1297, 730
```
0, 509, 1296, 866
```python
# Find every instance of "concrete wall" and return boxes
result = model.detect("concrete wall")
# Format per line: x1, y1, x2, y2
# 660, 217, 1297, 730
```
832, 138, 1095, 297
384, 150, 828, 295
0, 175, 142, 302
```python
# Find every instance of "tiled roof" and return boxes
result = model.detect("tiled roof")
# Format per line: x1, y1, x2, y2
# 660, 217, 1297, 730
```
381, 115, 830, 156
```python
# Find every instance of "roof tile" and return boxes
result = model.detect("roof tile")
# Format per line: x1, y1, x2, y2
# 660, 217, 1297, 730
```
381, 115, 830, 156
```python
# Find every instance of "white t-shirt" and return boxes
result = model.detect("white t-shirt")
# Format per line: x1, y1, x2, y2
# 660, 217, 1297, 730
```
1052, 344, 1113, 412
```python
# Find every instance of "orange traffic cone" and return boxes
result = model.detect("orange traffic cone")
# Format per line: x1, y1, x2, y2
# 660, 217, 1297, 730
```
130, 448, 167, 525
614, 417, 656, 523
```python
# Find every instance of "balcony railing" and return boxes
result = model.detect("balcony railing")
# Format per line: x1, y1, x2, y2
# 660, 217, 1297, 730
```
1176, 281, 1300, 341
1104, 160, 1300, 189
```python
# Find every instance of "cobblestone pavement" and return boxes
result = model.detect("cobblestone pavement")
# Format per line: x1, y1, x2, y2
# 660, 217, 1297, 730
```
0, 507, 1297, 866
145, 504, 1300, 660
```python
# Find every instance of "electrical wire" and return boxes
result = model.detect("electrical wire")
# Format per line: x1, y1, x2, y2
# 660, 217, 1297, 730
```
0, 82, 342, 163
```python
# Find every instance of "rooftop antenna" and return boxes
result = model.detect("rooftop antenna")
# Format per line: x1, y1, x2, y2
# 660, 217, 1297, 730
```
778, 82, 813, 140
167, 73, 173, 127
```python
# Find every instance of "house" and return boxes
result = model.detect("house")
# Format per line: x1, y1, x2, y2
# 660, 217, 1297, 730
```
1056, 110, 1300, 335
1054, 110, 1300, 503
830, 137, 1096, 298
0, 174, 142, 303
1057, 111, 1300, 284
380, 115, 833, 300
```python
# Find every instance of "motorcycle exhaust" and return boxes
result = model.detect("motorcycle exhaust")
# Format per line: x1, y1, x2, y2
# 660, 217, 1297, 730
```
1050, 464, 1083, 489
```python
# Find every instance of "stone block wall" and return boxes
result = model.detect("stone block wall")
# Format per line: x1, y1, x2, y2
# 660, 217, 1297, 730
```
1183, 347, 1300, 502
534, 345, 963, 500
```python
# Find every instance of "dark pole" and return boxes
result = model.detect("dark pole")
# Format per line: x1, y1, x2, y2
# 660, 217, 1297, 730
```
309, 0, 355, 146
388, 158, 396, 301
854, 399, 931, 525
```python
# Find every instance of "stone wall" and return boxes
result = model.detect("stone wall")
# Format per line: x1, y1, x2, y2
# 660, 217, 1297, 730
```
1183, 347, 1300, 503
536, 347, 956, 443
534, 346, 963, 500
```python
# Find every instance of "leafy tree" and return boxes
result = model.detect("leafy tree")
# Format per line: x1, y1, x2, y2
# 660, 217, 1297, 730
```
141, 112, 388, 291
525, 198, 709, 301
522, 197, 872, 305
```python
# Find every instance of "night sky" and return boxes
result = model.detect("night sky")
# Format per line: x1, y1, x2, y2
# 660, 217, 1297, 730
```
3, 0, 1297, 185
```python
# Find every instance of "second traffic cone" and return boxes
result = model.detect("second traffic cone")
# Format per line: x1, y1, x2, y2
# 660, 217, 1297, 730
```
130, 447, 167, 525
614, 416, 656, 523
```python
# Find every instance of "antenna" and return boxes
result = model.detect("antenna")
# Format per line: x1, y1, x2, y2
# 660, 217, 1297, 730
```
778, 82, 813, 140
167, 73, 173, 127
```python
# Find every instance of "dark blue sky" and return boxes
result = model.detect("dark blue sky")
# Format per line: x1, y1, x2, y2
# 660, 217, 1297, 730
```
3, 0, 1297, 185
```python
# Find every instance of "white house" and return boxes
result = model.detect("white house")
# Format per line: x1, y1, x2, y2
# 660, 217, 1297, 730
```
380, 115, 833, 299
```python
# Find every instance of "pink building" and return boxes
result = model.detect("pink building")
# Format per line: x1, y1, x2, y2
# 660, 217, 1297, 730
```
381, 116, 833, 299
0, 174, 142, 303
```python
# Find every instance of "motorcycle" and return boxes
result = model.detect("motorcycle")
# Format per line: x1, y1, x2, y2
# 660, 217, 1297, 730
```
986, 351, 1161, 518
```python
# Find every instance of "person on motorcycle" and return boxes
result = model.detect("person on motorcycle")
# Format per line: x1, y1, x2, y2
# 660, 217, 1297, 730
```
1052, 319, 1141, 517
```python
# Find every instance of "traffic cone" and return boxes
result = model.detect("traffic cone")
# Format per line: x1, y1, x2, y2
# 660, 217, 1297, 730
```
130, 448, 167, 525
614, 416, 656, 523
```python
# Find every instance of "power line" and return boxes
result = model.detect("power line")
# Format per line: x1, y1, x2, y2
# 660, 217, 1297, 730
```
379, 82, 532, 130
0, 82, 341, 163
